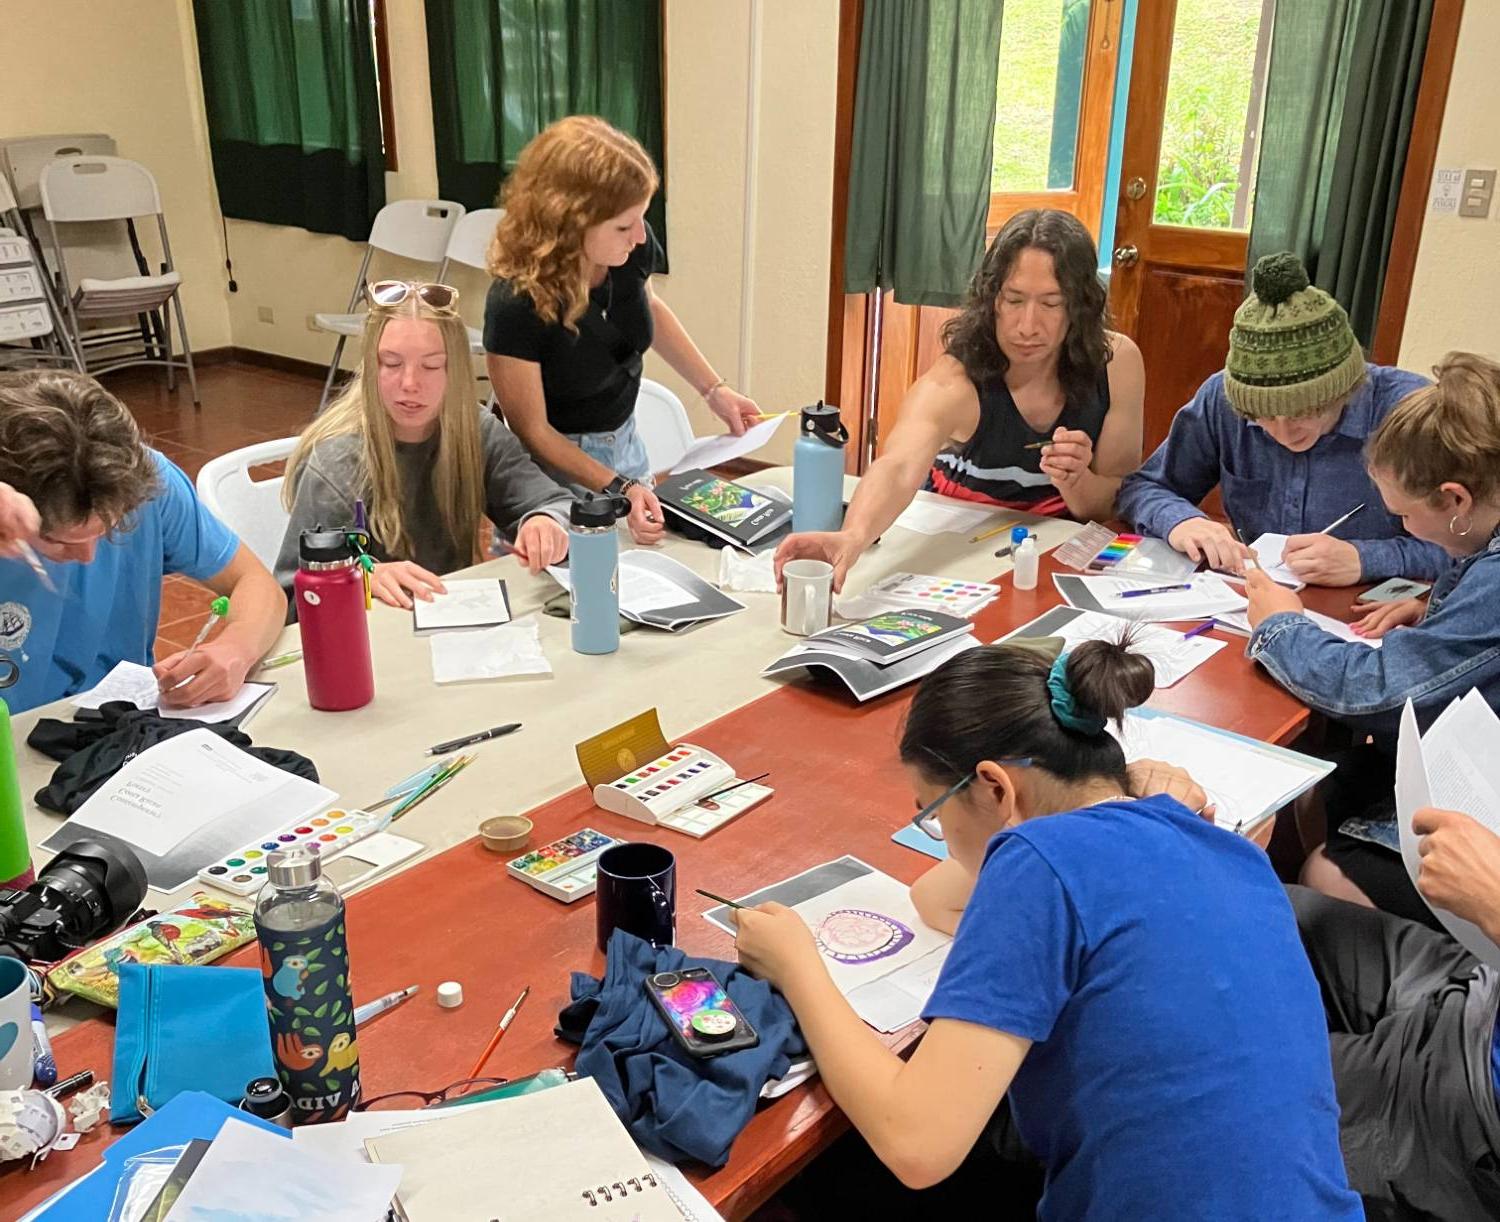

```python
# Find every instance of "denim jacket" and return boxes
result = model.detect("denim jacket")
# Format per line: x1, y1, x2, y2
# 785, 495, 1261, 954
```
1117, 366, 1448, 582
1248, 531, 1500, 747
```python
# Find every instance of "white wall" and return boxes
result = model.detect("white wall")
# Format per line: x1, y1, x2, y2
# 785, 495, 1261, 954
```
1398, 3, 1500, 373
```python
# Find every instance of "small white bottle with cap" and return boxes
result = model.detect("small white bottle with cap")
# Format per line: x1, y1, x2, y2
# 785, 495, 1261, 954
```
1013, 529, 1039, 591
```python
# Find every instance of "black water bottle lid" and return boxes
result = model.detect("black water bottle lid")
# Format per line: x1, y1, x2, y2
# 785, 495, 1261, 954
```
240, 1076, 289, 1118
298, 527, 357, 563
800, 401, 848, 447
570, 493, 627, 527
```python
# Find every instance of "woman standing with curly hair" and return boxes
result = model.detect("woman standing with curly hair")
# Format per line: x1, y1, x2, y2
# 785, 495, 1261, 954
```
775, 209, 1143, 590
483, 116, 761, 545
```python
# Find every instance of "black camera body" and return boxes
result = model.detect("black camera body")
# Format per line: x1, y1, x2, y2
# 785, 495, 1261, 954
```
0, 838, 148, 962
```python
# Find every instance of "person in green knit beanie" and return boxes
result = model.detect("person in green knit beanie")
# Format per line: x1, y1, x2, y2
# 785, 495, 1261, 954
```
1117, 251, 1449, 587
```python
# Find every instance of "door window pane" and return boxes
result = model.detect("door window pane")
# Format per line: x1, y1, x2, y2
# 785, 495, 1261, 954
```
1154, 0, 1274, 230
991, 0, 1092, 193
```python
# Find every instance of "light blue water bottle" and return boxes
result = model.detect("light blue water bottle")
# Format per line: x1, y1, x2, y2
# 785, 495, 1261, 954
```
792, 402, 849, 533
569, 494, 626, 655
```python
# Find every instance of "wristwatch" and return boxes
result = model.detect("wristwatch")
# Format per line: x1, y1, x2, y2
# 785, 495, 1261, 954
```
604, 474, 640, 497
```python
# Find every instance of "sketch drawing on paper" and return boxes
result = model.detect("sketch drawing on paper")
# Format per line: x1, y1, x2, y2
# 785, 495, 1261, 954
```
814, 908, 915, 964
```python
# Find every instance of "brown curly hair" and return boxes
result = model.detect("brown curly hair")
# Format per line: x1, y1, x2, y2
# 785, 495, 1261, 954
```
941, 209, 1112, 403
487, 116, 658, 331
0, 370, 160, 531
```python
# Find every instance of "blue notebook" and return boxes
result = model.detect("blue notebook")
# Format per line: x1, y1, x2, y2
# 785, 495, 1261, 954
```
891, 822, 947, 860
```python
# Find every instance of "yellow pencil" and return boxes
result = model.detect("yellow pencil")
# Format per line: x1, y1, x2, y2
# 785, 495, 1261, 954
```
752, 410, 797, 421
968, 520, 1021, 545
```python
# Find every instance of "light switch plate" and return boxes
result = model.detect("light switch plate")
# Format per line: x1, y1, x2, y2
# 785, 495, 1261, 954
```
1459, 169, 1495, 218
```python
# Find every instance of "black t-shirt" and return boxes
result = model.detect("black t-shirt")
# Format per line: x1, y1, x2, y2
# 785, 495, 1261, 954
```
483, 223, 663, 434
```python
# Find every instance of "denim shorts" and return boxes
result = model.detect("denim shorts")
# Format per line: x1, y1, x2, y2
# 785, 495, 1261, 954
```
554, 413, 652, 495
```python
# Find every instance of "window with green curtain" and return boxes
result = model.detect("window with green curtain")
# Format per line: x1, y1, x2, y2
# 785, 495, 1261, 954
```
845, 0, 1005, 307
424, 0, 667, 267
1248, 0, 1434, 347
192, 0, 386, 242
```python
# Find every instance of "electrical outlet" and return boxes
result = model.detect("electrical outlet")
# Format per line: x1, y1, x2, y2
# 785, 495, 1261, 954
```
256, 305, 274, 324
306, 313, 322, 332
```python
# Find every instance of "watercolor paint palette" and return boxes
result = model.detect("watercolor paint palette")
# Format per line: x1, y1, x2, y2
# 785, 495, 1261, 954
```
506, 827, 625, 902
848, 572, 1001, 619
1054, 521, 1197, 580
196, 807, 400, 895
593, 743, 772, 837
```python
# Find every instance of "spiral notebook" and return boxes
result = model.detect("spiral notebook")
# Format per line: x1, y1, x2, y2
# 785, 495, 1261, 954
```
363, 1077, 687, 1220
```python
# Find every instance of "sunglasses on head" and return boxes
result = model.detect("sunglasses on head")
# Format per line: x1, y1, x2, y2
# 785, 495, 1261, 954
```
367, 280, 460, 311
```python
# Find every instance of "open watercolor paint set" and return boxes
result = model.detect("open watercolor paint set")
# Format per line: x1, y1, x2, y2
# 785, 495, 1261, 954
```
196, 807, 421, 896
593, 743, 773, 837
505, 827, 625, 902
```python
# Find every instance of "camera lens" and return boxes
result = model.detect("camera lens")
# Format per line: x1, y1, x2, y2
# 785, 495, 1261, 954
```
650, 972, 680, 989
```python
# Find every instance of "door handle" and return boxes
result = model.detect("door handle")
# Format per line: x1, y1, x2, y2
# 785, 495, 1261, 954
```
1113, 245, 1140, 267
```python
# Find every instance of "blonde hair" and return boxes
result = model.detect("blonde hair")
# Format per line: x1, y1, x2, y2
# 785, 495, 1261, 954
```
1367, 352, 1500, 505
283, 297, 484, 562
486, 115, 658, 330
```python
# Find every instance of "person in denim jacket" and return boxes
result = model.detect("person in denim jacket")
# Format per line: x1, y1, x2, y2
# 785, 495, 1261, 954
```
1117, 253, 1446, 586
1245, 353, 1500, 917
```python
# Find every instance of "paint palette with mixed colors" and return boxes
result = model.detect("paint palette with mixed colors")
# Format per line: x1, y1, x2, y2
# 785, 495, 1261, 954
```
593, 743, 772, 837
197, 807, 391, 895
505, 827, 625, 902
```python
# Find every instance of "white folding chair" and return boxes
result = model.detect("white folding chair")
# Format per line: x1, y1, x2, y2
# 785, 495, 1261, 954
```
39, 156, 198, 402
437, 207, 502, 355
0, 171, 77, 370
633, 378, 697, 473
195, 438, 298, 570
313, 199, 465, 409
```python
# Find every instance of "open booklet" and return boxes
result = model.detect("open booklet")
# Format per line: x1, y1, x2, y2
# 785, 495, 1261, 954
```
549, 550, 746, 631
1396, 693, 1500, 967
72, 659, 276, 727
763, 628, 979, 702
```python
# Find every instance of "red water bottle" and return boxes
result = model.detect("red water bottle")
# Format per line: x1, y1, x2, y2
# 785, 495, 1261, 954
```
293, 529, 374, 711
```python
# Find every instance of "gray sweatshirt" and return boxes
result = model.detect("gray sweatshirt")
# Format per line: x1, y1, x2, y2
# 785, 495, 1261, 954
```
275, 411, 573, 588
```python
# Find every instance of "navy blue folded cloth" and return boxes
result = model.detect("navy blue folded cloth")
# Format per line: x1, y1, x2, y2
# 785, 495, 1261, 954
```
556, 929, 807, 1167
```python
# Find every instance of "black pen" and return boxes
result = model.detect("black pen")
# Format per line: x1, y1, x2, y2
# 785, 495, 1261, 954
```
424, 723, 522, 756
46, 1069, 94, 1099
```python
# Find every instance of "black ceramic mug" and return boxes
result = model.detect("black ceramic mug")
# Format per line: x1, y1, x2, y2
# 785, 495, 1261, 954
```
595, 842, 676, 952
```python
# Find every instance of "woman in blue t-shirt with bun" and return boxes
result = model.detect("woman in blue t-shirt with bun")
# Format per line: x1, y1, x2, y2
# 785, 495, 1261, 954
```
734, 638, 1361, 1220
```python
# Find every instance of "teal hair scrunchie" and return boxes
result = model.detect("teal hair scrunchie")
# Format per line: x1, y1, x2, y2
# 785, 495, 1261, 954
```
1047, 653, 1107, 736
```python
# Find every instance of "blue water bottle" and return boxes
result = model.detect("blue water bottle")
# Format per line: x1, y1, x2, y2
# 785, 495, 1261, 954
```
792, 402, 849, 533
569, 494, 627, 655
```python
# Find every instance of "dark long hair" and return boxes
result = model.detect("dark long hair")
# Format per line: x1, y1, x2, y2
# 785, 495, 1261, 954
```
942, 209, 1112, 403
899, 640, 1154, 790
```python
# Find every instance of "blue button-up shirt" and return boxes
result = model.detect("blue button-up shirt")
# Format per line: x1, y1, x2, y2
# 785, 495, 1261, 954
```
1117, 365, 1448, 583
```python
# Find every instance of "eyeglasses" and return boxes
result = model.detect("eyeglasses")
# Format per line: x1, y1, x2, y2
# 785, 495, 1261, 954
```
910, 757, 1032, 841
367, 280, 460, 312
355, 1076, 507, 1112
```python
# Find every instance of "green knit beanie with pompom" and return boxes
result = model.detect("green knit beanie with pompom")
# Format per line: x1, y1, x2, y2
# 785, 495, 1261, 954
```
1223, 252, 1366, 419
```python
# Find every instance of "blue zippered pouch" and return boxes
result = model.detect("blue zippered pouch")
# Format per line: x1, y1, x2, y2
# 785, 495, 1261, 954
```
110, 963, 275, 1123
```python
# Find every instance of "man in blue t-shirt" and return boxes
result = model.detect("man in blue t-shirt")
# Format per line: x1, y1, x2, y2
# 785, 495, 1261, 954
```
1290, 805, 1500, 1220
0, 370, 287, 715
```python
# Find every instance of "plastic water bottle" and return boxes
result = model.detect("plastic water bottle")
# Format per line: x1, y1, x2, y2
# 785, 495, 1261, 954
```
254, 844, 360, 1123
293, 529, 374, 711
1014, 530, 1039, 591
792, 402, 848, 533
570, 494, 626, 655
0, 699, 34, 889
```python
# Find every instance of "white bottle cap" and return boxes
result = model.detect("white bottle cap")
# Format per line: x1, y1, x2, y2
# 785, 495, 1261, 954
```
437, 981, 464, 1008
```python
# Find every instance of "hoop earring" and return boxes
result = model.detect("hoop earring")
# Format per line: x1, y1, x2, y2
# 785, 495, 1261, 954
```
1449, 513, 1473, 537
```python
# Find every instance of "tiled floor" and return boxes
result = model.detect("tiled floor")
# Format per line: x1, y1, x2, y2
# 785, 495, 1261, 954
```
109, 361, 324, 656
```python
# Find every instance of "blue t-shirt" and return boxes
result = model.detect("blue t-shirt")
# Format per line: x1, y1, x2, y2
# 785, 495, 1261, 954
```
923, 794, 1361, 1221
0, 451, 239, 714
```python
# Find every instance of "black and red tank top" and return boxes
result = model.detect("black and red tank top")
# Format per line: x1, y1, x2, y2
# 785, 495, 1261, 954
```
925, 369, 1111, 516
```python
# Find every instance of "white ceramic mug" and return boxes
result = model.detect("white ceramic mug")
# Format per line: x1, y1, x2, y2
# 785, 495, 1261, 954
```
781, 559, 835, 636
0, 955, 31, 1090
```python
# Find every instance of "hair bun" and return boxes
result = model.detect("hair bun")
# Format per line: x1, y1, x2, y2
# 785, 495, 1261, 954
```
1251, 252, 1310, 306
1063, 637, 1155, 728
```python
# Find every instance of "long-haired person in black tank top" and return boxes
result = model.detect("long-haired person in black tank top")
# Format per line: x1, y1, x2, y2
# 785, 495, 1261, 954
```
776, 210, 1143, 591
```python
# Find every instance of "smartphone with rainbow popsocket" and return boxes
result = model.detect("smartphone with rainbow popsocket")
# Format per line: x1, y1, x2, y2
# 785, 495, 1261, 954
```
645, 967, 759, 1058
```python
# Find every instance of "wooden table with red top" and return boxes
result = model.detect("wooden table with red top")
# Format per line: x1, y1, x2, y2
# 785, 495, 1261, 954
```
4, 553, 1361, 1220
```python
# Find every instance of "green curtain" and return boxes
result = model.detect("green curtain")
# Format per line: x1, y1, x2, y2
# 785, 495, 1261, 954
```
844, 0, 1005, 306
1248, 0, 1434, 346
193, 0, 385, 242
425, 0, 667, 265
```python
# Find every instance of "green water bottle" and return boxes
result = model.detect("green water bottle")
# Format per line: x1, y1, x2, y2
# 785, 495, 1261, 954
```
0, 699, 34, 889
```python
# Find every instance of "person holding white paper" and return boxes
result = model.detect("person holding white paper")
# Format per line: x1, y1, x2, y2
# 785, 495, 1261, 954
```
1247, 353, 1500, 916
1288, 808, 1500, 1219
278, 282, 573, 610
733, 639, 1359, 1218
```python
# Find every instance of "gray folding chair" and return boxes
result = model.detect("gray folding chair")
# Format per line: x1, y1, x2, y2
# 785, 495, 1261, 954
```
312, 198, 465, 409
0, 170, 78, 370
39, 156, 198, 402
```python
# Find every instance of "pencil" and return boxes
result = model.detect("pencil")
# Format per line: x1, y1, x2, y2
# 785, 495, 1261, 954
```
968, 520, 1020, 545
699, 772, 770, 802
695, 888, 745, 910
1022, 440, 1048, 450
468, 986, 531, 1078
